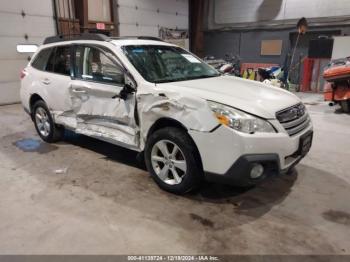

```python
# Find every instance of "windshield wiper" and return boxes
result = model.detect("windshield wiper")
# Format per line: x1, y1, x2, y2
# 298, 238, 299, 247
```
154, 77, 187, 83
154, 74, 220, 84
186, 74, 220, 80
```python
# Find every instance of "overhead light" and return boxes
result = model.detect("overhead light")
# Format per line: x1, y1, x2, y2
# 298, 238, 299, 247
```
17, 44, 38, 53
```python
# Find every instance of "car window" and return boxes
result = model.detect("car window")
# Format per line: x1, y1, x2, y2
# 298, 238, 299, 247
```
53, 46, 71, 76
45, 47, 56, 72
31, 48, 54, 71
75, 46, 124, 85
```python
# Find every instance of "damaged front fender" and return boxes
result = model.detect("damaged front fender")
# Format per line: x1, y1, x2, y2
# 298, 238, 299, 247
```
137, 89, 218, 149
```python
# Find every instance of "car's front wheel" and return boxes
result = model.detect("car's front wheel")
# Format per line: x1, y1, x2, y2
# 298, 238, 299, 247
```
145, 127, 202, 194
32, 100, 64, 143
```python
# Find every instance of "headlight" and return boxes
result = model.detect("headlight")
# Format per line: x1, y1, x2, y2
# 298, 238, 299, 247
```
208, 101, 276, 134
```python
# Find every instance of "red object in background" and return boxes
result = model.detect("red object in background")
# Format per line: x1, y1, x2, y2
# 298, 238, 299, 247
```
323, 64, 350, 81
324, 82, 350, 102
323, 82, 333, 101
301, 58, 314, 92
333, 84, 350, 101
96, 23, 106, 30
301, 58, 329, 92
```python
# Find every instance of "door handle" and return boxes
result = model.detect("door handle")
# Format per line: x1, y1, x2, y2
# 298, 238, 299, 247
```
72, 89, 87, 94
70, 83, 91, 94
42, 78, 51, 85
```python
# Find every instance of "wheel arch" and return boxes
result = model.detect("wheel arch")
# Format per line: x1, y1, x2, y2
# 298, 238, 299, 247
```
147, 117, 188, 138
146, 117, 204, 172
29, 93, 44, 114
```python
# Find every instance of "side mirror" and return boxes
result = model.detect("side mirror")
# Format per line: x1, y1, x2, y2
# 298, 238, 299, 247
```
124, 73, 136, 91
120, 73, 136, 100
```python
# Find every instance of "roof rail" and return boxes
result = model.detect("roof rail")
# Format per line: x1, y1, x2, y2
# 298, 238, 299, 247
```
110, 36, 164, 42
43, 33, 110, 45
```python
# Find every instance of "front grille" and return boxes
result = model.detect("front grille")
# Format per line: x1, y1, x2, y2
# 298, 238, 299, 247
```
276, 103, 311, 136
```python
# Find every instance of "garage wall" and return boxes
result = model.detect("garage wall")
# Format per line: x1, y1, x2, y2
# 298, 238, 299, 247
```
0, 1, 55, 105
204, 0, 350, 66
204, 28, 350, 64
117, 0, 188, 36
209, 0, 350, 29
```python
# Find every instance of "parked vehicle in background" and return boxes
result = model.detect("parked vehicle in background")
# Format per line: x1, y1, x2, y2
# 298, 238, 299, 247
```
257, 66, 285, 89
204, 54, 241, 77
21, 34, 313, 194
323, 57, 350, 113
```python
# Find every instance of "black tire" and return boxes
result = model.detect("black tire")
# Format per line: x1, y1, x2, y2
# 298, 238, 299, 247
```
32, 100, 64, 143
145, 127, 203, 194
340, 100, 350, 113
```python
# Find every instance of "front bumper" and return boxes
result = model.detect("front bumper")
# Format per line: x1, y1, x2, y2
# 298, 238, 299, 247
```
189, 123, 313, 186
204, 153, 304, 186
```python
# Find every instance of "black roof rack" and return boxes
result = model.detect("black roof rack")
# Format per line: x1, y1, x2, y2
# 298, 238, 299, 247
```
110, 36, 164, 42
43, 33, 110, 45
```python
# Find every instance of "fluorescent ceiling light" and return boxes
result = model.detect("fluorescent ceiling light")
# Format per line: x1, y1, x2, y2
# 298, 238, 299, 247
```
17, 44, 38, 53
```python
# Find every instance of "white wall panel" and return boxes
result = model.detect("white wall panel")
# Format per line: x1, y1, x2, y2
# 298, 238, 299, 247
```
332, 36, 350, 60
0, 60, 29, 82
0, 82, 21, 105
213, 0, 350, 27
118, 0, 188, 15
119, 24, 159, 37
118, 0, 188, 37
0, 14, 54, 37
0, 0, 54, 16
0, 1, 55, 105
0, 37, 42, 60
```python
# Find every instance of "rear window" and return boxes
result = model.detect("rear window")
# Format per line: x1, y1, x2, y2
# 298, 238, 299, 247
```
32, 46, 71, 76
51, 46, 71, 76
31, 48, 53, 71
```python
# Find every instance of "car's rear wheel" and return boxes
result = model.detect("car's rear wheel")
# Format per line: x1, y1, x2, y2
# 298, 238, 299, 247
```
145, 127, 202, 194
32, 100, 64, 143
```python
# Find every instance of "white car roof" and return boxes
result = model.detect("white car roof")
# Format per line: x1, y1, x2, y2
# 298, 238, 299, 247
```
110, 39, 175, 47
38, 39, 176, 51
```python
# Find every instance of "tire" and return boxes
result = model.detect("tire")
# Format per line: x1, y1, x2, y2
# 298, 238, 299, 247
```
340, 100, 350, 113
145, 127, 203, 194
32, 100, 64, 143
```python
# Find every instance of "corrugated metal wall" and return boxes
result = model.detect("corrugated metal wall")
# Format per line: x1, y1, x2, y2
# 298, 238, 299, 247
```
118, 0, 188, 36
0, 1, 55, 105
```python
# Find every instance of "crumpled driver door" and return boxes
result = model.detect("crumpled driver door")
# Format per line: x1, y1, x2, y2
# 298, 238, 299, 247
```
70, 45, 138, 149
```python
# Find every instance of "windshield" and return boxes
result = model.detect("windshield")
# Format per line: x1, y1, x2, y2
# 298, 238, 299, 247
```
122, 45, 220, 83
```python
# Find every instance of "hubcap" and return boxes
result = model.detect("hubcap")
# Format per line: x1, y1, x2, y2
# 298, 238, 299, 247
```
151, 140, 187, 185
35, 107, 51, 137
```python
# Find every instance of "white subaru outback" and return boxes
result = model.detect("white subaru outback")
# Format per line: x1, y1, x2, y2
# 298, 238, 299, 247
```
20, 34, 313, 194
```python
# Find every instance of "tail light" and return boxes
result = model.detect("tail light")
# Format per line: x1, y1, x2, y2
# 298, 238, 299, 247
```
20, 69, 28, 80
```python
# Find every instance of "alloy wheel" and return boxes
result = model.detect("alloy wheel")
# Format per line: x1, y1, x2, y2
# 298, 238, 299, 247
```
35, 107, 51, 137
151, 140, 187, 185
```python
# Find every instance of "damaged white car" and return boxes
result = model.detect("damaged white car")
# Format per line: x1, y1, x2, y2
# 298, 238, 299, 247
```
20, 34, 313, 194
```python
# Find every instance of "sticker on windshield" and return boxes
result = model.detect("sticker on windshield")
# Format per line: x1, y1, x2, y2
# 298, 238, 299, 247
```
181, 54, 201, 63
132, 48, 144, 53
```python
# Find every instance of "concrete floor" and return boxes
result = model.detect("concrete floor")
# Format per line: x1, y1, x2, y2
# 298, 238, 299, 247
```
0, 93, 349, 255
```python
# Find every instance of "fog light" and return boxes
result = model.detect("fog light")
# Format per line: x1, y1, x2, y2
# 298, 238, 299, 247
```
250, 163, 264, 179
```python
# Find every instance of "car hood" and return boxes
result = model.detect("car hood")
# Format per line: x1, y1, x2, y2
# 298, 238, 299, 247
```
157, 75, 301, 119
